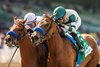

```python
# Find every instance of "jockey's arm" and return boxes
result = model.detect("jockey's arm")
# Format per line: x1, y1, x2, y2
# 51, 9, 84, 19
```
62, 14, 77, 33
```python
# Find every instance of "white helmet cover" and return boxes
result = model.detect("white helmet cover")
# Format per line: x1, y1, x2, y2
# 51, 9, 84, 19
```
24, 12, 36, 24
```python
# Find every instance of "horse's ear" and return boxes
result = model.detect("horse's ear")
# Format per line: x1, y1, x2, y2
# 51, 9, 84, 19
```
50, 14, 55, 19
23, 18, 27, 24
42, 12, 51, 19
13, 16, 17, 23
13, 16, 17, 20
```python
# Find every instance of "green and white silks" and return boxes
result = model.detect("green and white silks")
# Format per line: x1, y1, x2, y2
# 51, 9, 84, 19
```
75, 31, 93, 67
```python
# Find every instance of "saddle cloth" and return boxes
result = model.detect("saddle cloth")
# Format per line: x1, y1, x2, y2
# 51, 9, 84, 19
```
65, 32, 93, 67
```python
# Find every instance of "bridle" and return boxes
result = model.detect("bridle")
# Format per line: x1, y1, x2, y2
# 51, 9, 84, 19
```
33, 18, 58, 43
6, 22, 27, 46
6, 21, 28, 67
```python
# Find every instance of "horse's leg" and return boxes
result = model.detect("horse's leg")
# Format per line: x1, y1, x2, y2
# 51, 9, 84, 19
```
85, 45, 99, 67
86, 57, 99, 67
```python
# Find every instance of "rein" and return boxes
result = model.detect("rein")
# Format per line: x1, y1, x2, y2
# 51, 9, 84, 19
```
14, 22, 28, 41
6, 22, 27, 67
7, 46, 18, 67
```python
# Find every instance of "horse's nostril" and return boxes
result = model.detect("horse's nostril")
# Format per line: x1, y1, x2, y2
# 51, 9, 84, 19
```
34, 36, 39, 41
7, 38, 11, 42
31, 36, 39, 41
31, 35, 39, 44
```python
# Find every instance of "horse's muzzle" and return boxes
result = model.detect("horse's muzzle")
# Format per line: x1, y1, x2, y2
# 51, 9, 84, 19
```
4, 36, 17, 47
31, 34, 41, 45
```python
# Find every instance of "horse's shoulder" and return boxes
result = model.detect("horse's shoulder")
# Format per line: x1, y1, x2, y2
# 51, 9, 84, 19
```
62, 37, 73, 46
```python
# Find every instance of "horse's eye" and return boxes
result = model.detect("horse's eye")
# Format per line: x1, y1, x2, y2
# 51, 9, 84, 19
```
45, 24, 49, 28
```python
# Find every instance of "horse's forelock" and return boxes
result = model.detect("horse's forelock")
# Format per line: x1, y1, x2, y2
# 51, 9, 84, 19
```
14, 19, 26, 25
44, 17, 52, 23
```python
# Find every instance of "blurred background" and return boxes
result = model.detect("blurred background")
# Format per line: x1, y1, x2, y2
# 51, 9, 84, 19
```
0, 0, 100, 67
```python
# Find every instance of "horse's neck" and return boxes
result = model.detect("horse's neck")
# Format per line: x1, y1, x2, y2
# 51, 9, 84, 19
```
18, 34, 34, 50
18, 34, 37, 64
46, 33, 64, 55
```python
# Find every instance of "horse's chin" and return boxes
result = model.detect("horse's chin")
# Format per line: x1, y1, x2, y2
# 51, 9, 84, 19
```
31, 39, 38, 45
31, 39, 41, 46
5, 41, 15, 47
6, 43, 13, 47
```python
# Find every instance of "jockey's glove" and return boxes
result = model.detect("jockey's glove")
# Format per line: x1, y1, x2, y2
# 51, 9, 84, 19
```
57, 23, 64, 27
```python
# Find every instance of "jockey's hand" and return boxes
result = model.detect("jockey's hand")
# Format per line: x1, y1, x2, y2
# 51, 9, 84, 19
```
57, 23, 64, 27
63, 25, 69, 30
61, 27, 68, 33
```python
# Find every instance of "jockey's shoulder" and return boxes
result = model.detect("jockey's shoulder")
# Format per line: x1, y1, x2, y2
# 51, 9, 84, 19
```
65, 9, 78, 14
65, 9, 77, 12
65, 9, 79, 17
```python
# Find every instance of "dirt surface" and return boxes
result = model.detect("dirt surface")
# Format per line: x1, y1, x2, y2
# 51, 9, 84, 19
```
0, 45, 21, 67
0, 63, 21, 67
0, 45, 100, 67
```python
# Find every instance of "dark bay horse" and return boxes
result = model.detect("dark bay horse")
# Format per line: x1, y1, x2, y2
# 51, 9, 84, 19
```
4, 17, 47, 67
31, 15, 99, 67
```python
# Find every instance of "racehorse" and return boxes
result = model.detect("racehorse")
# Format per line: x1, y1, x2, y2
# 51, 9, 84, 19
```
4, 17, 47, 67
31, 14, 99, 67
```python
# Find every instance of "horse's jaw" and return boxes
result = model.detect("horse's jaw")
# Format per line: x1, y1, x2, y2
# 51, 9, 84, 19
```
4, 36, 17, 47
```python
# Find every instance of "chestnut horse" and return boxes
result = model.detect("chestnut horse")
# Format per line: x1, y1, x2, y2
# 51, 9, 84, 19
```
31, 15, 99, 67
4, 17, 47, 67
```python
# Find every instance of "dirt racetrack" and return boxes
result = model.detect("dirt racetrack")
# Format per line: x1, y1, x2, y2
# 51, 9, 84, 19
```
0, 45, 21, 67
0, 63, 21, 67
0, 45, 100, 67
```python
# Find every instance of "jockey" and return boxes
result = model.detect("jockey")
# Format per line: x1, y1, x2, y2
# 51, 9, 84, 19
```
24, 13, 48, 54
24, 12, 43, 35
53, 6, 84, 52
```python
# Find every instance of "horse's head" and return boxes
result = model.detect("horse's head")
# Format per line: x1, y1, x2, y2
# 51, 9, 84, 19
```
31, 14, 58, 45
5, 16, 27, 47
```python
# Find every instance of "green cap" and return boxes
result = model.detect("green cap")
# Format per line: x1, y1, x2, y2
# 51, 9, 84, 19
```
53, 6, 66, 20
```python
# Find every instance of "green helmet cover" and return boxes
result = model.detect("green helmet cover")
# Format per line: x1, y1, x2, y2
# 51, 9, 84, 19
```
53, 6, 66, 20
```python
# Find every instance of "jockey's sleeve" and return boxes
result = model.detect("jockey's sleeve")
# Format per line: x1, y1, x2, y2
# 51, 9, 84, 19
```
69, 14, 76, 22
68, 14, 77, 32
68, 25, 76, 32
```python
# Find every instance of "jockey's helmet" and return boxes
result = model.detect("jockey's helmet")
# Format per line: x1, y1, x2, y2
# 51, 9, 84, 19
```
24, 12, 36, 24
53, 6, 66, 20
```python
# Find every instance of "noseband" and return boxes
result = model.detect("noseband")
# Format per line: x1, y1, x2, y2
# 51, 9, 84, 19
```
6, 22, 27, 45
33, 19, 58, 43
